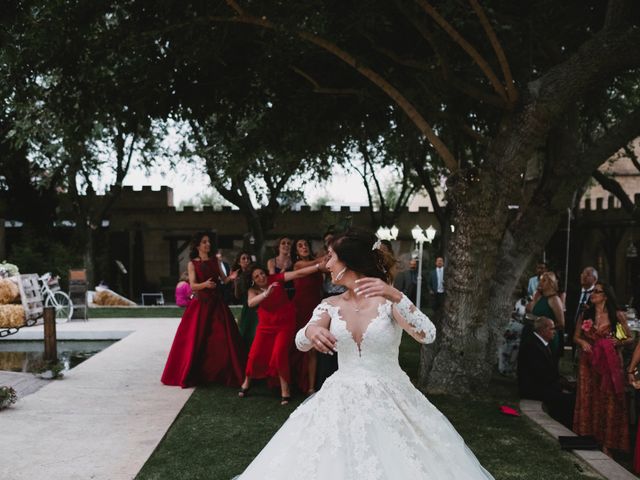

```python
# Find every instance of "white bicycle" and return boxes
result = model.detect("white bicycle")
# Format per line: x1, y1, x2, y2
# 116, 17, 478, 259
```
40, 273, 74, 323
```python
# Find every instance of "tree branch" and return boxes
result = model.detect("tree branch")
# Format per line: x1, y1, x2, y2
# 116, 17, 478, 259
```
413, 0, 509, 104
213, 3, 459, 172
604, 0, 634, 30
468, 0, 518, 104
579, 108, 640, 172
592, 169, 635, 213
623, 144, 640, 174
398, 0, 506, 108
290, 66, 363, 96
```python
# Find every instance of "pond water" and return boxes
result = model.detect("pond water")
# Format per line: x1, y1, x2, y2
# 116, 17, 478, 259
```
0, 340, 115, 373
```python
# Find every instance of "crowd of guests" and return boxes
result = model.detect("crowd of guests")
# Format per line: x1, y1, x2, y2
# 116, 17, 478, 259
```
516, 262, 640, 471
168, 234, 640, 468
163, 231, 360, 404
163, 230, 446, 405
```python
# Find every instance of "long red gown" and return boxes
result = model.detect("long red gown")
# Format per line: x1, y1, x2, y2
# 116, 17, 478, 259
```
246, 273, 296, 384
161, 258, 245, 388
573, 319, 629, 452
291, 271, 324, 392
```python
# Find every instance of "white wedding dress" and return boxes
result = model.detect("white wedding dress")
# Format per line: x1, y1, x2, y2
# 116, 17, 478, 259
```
235, 295, 494, 479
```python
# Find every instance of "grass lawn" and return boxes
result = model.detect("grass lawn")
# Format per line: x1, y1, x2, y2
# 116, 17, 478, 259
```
137, 334, 604, 480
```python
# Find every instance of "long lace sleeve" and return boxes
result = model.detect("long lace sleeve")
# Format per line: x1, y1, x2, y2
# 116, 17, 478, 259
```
394, 294, 436, 344
295, 302, 332, 351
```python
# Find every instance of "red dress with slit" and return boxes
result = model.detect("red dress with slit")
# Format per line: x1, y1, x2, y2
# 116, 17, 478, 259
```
161, 258, 245, 388
246, 273, 296, 383
291, 271, 324, 392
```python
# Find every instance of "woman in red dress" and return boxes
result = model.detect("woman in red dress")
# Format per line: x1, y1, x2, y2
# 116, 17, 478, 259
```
573, 282, 632, 456
161, 232, 244, 388
290, 238, 325, 394
239, 261, 324, 405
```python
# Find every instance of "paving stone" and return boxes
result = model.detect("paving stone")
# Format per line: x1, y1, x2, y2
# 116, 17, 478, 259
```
0, 317, 193, 480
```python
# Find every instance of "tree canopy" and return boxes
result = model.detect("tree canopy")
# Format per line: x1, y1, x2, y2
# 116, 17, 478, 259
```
3, 0, 640, 392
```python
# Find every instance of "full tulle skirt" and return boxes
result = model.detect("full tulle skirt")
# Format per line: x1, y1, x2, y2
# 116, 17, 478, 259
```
235, 367, 493, 479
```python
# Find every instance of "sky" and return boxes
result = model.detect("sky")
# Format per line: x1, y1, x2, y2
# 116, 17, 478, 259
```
122, 160, 379, 208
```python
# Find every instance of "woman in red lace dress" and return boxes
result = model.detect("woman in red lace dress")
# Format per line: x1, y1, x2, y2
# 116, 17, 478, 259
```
573, 282, 631, 455
238, 261, 324, 405
161, 232, 244, 388
290, 238, 325, 394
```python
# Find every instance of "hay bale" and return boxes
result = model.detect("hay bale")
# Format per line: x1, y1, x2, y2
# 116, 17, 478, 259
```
92, 290, 136, 306
0, 304, 26, 328
0, 278, 19, 305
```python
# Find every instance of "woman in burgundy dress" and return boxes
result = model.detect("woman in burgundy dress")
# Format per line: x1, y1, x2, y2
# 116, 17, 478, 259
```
238, 261, 324, 405
290, 238, 325, 394
573, 282, 632, 456
161, 232, 244, 388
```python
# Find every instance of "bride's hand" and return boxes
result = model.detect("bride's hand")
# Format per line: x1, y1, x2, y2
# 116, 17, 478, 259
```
354, 277, 402, 303
306, 324, 337, 354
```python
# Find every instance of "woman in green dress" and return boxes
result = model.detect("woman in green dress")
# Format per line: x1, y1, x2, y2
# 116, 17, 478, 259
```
234, 251, 259, 348
526, 271, 565, 360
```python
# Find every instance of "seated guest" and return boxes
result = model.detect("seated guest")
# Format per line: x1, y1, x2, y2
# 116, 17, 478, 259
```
175, 271, 192, 307
517, 316, 574, 428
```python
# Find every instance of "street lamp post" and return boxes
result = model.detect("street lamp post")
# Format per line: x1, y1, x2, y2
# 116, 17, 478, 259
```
412, 224, 436, 310
375, 225, 399, 242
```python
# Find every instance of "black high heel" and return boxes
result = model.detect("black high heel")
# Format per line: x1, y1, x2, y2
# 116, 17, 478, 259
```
280, 396, 291, 406
238, 387, 250, 398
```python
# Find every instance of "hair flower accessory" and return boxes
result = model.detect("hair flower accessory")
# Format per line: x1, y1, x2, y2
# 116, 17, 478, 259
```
581, 319, 593, 332
371, 239, 382, 251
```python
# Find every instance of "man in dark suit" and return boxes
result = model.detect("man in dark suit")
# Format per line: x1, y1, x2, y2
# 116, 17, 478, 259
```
394, 257, 418, 303
565, 266, 597, 353
429, 256, 445, 311
517, 317, 575, 428
216, 249, 235, 305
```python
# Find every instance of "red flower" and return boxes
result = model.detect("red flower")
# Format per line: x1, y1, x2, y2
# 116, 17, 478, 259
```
581, 319, 593, 332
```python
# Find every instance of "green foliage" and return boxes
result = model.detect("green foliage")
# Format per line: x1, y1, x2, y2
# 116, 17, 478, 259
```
178, 189, 231, 209
6, 232, 82, 286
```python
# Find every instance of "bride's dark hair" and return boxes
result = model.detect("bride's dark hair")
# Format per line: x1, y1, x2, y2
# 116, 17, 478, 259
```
331, 228, 396, 283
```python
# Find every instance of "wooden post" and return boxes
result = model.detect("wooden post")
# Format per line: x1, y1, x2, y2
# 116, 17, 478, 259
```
43, 307, 57, 362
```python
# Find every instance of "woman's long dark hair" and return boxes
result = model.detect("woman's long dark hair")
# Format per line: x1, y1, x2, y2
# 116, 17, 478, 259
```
189, 232, 214, 260
583, 282, 619, 335
247, 265, 267, 290
291, 237, 315, 264
331, 228, 396, 283
232, 251, 252, 271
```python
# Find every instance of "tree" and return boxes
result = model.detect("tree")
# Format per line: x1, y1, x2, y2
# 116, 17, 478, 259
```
184, 0, 640, 393
347, 133, 420, 229
3, 1, 169, 284
9, 0, 639, 393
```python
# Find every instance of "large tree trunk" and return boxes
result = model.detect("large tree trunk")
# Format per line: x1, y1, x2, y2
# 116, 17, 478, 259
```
80, 224, 95, 288
419, 101, 640, 394
419, 168, 514, 393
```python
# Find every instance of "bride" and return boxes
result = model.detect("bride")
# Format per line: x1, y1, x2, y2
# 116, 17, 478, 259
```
235, 229, 494, 479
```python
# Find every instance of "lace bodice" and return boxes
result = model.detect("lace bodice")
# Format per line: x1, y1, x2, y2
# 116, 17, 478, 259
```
295, 295, 435, 378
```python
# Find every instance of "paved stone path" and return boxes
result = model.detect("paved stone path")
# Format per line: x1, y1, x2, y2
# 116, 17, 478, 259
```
520, 399, 638, 479
0, 317, 192, 480
0, 371, 49, 398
